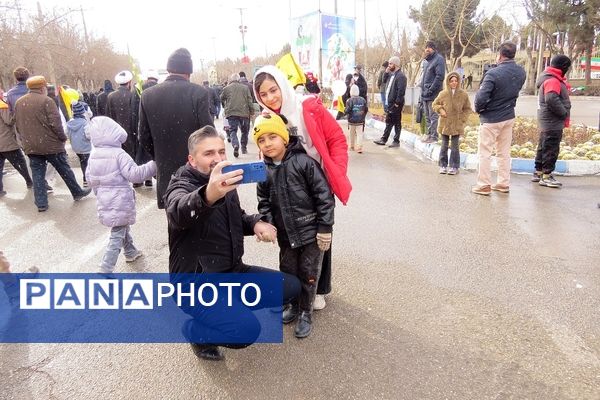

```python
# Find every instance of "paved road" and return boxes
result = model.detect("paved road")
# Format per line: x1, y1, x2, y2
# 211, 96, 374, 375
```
486, 94, 598, 128
1, 121, 599, 399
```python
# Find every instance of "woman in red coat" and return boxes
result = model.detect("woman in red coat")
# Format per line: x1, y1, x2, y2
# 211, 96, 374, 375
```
253, 66, 352, 309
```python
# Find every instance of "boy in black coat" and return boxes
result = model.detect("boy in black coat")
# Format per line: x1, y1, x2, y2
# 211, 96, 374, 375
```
255, 113, 335, 338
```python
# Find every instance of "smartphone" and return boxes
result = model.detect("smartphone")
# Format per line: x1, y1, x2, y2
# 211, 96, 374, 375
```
222, 161, 267, 184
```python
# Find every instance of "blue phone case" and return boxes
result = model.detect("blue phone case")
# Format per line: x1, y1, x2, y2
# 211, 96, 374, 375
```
222, 161, 267, 184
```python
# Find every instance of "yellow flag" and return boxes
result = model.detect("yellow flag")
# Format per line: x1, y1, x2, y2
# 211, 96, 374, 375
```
336, 96, 345, 112
59, 87, 73, 120
276, 53, 306, 87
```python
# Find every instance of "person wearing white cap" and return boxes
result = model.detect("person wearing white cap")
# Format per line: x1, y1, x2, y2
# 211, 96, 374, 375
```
374, 55, 407, 147
106, 70, 138, 160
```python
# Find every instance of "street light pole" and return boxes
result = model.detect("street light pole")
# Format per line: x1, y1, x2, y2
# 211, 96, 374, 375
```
236, 7, 248, 62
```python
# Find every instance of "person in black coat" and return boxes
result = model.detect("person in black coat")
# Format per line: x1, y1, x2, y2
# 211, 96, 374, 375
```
96, 80, 114, 116
374, 56, 407, 147
164, 126, 300, 360
106, 70, 138, 159
254, 115, 334, 338
353, 65, 368, 102
138, 48, 214, 209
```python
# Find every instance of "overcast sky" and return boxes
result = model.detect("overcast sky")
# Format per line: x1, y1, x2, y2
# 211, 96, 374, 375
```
18, 0, 526, 73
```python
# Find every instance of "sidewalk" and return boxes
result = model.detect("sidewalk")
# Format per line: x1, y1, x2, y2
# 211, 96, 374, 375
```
365, 117, 600, 176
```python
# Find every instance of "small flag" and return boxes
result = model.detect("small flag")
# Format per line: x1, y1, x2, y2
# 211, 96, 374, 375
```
276, 53, 306, 87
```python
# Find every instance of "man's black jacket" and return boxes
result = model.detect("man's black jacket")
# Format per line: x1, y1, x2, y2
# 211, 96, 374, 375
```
164, 163, 261, 274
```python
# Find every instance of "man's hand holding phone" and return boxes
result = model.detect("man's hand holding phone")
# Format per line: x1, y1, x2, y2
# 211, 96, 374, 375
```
204, 161, 243, 206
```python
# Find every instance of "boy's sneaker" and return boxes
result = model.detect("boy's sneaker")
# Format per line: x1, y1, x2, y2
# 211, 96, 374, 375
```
491, 184, 510, 193
125, 251, 143, 263
233, 146, 239, 158
0, 190, 6, 197
313, 294, 326, 310
447, 167, 458, 175
46, 183, 54, 193
471, 185, 491, 196
531, 171, 542, 182
388, 142, 400, 148
539, 174, 562, 188
373, 139, 387, 146
439, 167, 448, 174
294, 311, 313, 338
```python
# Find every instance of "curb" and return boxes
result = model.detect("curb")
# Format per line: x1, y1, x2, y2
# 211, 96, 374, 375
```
365, 118, 600, 176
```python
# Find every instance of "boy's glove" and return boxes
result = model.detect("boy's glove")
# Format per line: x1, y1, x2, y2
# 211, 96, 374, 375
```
316, 233, 332, 252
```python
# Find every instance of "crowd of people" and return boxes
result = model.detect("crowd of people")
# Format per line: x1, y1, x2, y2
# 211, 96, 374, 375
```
372, 40, 571, 193
1, 41, 576, 360
0, 47, 353, 361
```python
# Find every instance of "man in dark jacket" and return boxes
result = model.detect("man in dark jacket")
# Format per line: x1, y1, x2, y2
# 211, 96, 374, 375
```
95, 80, 114, 116
420, 41, 446, 143
472, 42, 526, 195
139, 48, 214, 209
353, 65, 368, 102
106, 70, 138, 159
202, 81, 218, 119
220, 73, 254, 157
533, 55, 572, 188
7, 67, 30, 114
14, 76, 91, 212
374, 56, 407, 148
164, 126, 300, 360
238, 71, 256, 103
377, 61, 390, 112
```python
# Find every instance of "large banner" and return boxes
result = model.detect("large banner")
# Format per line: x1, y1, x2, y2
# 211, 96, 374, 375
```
290, 12, 321, 81
290, 12, 356, 88
321, 14, 355, 88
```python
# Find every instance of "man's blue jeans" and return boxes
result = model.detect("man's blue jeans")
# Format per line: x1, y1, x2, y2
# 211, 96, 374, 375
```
28, 152, 85, 209
226, 116, 250, 149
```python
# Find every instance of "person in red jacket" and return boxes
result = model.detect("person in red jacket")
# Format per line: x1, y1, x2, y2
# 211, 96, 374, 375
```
253, 65, 351, 311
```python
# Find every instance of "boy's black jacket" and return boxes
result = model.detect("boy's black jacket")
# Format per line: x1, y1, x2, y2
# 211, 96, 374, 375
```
257, 136, 335, 249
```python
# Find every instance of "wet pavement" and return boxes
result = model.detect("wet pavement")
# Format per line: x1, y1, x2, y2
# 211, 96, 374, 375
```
1, 120, 599, 400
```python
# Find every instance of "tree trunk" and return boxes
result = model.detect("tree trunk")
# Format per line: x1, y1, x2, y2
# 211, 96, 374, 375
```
585, 45, 592, 86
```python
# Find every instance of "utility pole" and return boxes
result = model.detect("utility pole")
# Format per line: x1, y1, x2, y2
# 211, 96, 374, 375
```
80, 5, 89, 50
37, 1, 57, 84
363, 0, 367, 72
236, 7, 248, 63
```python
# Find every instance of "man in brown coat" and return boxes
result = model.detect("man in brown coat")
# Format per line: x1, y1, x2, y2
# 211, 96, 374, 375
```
14, 76, 91, 212
0, 89, 33, 196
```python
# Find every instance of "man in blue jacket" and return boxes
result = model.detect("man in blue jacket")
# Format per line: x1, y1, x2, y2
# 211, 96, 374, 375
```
420, 41, 446, 144
472, 42, 526, 195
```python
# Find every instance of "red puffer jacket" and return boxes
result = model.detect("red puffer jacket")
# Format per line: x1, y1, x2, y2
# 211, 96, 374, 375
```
301, 96, 352, 205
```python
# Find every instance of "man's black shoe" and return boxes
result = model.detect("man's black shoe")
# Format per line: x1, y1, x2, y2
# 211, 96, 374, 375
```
46, 183, 54, 193
144, 180, 153, 187
38, 206, 48, 212
233, 146, 239, 158
74, 188, 92, 201
190, 343, 224, 361
241, 147, 248, 155
388, 142, 400, 148
282, 303, 299, 324
133, 183, 143, 188
374, 139, 387, 146
294, 311, 313, 338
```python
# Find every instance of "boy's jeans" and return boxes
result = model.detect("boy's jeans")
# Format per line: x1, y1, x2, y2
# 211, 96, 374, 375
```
99, 225, 138, 273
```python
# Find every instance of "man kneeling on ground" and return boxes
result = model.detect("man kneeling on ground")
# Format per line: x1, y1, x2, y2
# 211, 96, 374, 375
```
164, 126, 300, 361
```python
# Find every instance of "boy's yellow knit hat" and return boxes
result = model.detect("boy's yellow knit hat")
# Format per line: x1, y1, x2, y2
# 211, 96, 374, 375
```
252, 113, 289, 144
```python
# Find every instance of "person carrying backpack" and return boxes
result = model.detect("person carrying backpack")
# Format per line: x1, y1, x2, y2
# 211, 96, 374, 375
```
344, 84, 368, 153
